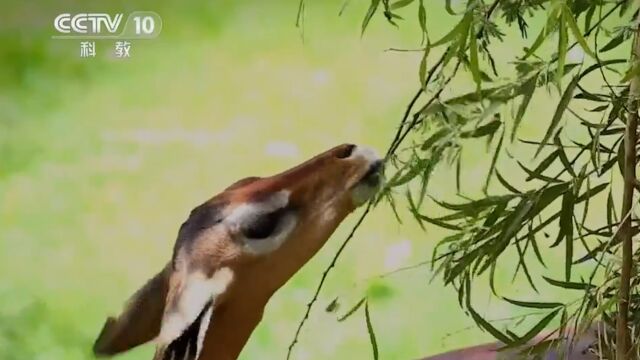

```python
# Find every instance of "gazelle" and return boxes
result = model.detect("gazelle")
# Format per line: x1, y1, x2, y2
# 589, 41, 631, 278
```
93, 143, 383, 360
420, 327, 599, 360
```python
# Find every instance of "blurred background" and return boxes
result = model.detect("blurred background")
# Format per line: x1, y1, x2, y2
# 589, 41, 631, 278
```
0, 1, 625, 359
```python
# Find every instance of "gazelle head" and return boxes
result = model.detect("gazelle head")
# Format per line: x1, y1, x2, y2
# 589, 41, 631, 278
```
94, 143, 383, 360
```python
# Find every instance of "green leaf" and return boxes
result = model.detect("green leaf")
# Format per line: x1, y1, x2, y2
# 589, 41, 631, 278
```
484, 129, 504, 193
432, 194, 518, 213
362, 0, 381, 35
556, 17, 568, 88
575, 182, 609, 203
418, 0, 427, 39
390, 0, 415, 10
417, 214, 462, 230
542, 276, 594, 290
421, 128, 449, 150
561, 192, 574, 281
600, 32, 627, 53
495, 170, 522, 194
553, 132, 576, 176
467, 305, 513, 344
455, 152, 461, 193
512, 73, 538, 142
386, 157, 424, 187
528, 150, 560, 181
483, 201, 508, 227
532, 183, 570, 214
523, 8, 560, 59
493, 197, 535, 259
513, 237, 538, 292
517, 160, 563, 183
461, 119, 501, 138
325, 297, 340, 313
536, 75, 580, 157
432, 12, 472, 47
502, 298, 563, 309
583, 4, 595, 30
418, 43, 431, 89
469, 30, 481, 93
445, 0, 456, 15
579, 58, 626, 80
504, 310, 560, 348
562, 5, 596, 59
338, 297, 366, 322
364, 300, 379, 360
606, 189, 617, 233
528, 222, 546, 267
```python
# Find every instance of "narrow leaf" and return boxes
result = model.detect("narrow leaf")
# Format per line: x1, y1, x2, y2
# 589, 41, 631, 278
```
562, 5, 596, 59
461, 119, 501, 138
554, 133, 576, 176
556, 18, 568, 88
419, 44, 431, 89
502, 298, 563, 309
484, 129, 504, 192
512, 73, 538, 142
362, 0, 381, 35
432, 12, 472, 47
338, 297, 366, 322
417, 214, 462, 230
504, 310, 560, 348
469, 29, 481, 92
390, 0, 415, 10
536, 75, 580, 156
542, 276, 594, 290
364, 300, 379, 360
561, 192, 574, 280
467, 305, 513, 344
600, 32, 627, 53
575, 182, 609, 203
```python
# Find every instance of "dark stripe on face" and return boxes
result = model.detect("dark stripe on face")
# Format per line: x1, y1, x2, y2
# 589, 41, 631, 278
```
173, 201, 226, 262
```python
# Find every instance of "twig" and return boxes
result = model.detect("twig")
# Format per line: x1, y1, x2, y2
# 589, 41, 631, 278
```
286, 202, 373, 360
385, 49, 448, 160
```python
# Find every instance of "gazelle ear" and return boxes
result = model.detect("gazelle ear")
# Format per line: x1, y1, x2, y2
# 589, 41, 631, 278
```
93, 264, 171, 357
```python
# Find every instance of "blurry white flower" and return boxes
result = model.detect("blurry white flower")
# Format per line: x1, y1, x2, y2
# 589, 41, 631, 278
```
568, 46, 585, 63
384, 240, 412, 270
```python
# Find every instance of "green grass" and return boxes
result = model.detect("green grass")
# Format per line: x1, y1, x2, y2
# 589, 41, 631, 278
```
0, 1, 620, 359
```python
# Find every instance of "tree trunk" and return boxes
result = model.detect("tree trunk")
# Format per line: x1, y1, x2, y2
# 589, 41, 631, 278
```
616, 11, 640, 360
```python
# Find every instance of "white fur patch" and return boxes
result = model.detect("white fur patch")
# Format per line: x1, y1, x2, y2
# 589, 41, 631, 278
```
225, 190, 290, 224
352, 146, 380, 163
195, 305, 214, 359
157, 267, 234, 345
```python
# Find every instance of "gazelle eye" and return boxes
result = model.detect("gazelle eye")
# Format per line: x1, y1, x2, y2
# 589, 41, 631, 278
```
240, 208, 286, 239
336, 144, 355, 159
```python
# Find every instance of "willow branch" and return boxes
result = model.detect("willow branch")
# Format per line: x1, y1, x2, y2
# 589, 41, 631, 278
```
616, 9, 640, 359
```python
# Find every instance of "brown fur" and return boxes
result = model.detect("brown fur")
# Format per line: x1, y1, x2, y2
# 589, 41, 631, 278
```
94, 144, 379, 359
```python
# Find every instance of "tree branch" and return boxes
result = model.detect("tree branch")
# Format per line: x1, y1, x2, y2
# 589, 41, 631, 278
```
286, 203, 373, 360
616, 10, 640, 360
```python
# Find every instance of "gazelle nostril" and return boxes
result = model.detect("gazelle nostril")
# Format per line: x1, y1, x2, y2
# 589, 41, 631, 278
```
336, 144, 356, 159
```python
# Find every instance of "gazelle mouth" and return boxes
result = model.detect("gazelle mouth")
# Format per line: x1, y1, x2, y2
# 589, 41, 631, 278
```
351, 159, 383, 206
360, 160, 384, 187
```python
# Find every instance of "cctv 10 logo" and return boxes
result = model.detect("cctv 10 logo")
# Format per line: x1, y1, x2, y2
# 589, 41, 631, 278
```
53, 11, 162, 39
